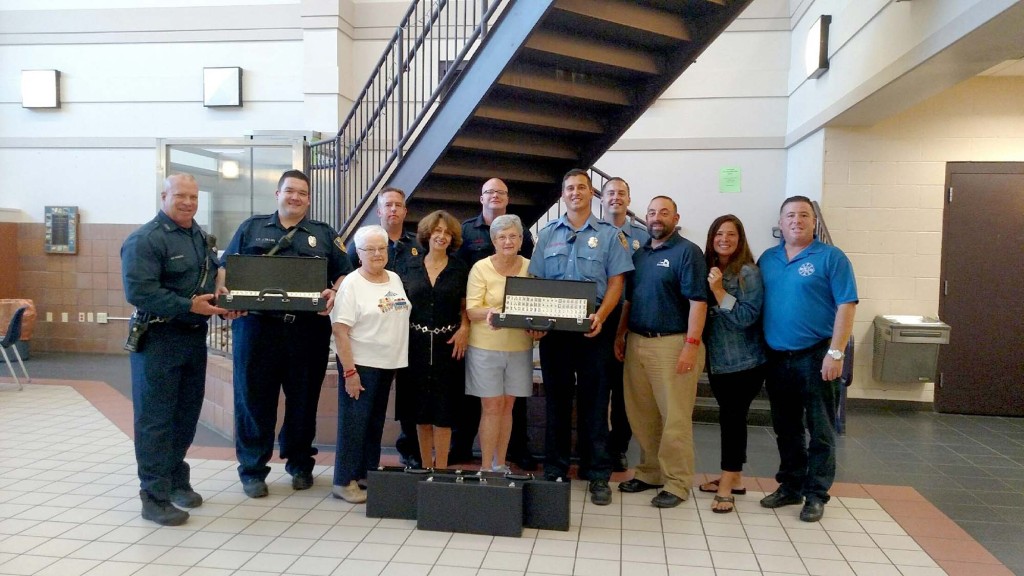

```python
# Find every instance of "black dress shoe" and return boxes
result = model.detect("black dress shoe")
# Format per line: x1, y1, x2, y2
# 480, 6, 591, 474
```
651, 490, 685, 508
617, 478, 664, 493
613, 453, 628, 472
291, 470, 314, 490
242, 479, 269, 498
800, 500, 825, 522
170, 486, 203, 508
140, 491, 189, 526
589, 479, 612, 506
760, 489, 803, 509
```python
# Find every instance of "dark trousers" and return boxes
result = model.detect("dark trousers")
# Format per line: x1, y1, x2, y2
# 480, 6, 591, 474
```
606, 306, 630, 456
765, 341, 840, 503
335, 365, 394, 486
393, 371, 419, 463
539, 328, 614, 481
708, 364, 766, 472
131, 323, 207, 500
232, 313, 330, 482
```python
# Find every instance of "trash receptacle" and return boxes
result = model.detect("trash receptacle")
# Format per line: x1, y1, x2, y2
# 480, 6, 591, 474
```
872, 315, 950, 383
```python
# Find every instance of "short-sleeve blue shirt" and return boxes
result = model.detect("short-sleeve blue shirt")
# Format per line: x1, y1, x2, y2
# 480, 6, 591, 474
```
758, 239, 858, 351
527, 214, 634, 304
224, 212, 353, 284
613, 220, 651, 255
625, 232, 708, 334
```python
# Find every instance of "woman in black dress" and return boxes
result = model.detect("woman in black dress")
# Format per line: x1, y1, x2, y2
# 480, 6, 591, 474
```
397, 210, 469, 469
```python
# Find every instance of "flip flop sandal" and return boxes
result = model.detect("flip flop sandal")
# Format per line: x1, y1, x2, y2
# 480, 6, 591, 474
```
712, 495, 735, 514
698, 478, 747, 495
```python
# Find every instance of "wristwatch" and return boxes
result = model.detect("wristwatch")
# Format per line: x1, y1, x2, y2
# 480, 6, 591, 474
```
827, 348, 845, 361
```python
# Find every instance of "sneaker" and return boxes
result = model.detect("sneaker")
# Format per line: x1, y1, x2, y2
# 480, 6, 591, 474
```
332, 481, 367, 503
760, 488, 803, 509
588, 479, 612, 506
242, 478, 269, 499
140, 491, 189, 526
170, 486, 203, 508
651, 490, 685, 508
291, 470, 314, 490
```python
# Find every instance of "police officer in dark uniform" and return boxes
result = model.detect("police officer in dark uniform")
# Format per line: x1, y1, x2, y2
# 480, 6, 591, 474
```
225, 169, 353, 498
345, 187, 424, 468
122, 173, 235, 526
452, 177, 537, 469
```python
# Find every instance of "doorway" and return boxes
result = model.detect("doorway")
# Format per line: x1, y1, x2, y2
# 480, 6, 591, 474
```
935, 162, 1024, 415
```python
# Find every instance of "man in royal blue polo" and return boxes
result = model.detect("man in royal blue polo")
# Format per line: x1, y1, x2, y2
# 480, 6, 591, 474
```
529, 168, 633, 505
614, 195, 707, 508
757, 195, 857, 523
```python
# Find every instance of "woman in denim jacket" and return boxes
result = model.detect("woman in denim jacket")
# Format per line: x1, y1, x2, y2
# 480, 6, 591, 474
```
699, 215, 767, 513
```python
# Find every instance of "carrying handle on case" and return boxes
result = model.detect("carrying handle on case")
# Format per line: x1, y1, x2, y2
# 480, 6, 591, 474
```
525, 317, 554, 331
257, 288, 291, 302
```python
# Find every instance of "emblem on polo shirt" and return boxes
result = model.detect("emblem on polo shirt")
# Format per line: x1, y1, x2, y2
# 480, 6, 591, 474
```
588, 236, 598, 248
657, 259, 670, 268
308, 236, 317, 248
799, 262, 815, 276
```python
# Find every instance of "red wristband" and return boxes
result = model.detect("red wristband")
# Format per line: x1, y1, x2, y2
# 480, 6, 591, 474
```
343, 368, 357, 378
686, 337, 700, 345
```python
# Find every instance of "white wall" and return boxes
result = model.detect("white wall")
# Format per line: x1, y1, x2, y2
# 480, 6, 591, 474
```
823, 75, 1024, 401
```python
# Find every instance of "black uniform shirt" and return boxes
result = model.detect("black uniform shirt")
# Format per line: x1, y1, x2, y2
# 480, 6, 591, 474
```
121, 211, 220, 324
224, 212, 353, 286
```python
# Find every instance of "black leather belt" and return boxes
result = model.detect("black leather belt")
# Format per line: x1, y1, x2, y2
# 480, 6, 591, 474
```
633, 330, 684, 339
768, 339, 831, 357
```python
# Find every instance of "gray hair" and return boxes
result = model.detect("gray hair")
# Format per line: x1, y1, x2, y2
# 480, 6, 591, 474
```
164, 173, 197, 192
353, 225, 388, 250
489, 214, 523, 242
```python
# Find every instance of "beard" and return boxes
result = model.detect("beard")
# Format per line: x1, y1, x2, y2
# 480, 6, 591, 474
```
648, 222, 673, 241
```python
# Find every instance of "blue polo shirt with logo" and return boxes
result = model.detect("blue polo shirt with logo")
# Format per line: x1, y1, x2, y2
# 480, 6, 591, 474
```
625, 232, 708, 334
758, 239, 858, 351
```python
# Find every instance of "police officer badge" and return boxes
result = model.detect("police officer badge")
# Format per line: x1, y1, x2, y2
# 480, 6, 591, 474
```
632, 239, 640, 250
411, 247, 419, 256
308, 236, 317, 248
588, 236, 598, 249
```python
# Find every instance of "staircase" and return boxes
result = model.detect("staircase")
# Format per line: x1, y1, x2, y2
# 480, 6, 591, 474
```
309, 0, 754, 235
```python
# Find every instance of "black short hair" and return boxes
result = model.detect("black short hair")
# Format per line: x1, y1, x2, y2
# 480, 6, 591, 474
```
602, 177, 630, 195
278, 169, 309, 190
561, 168, 592, 189
780, 195, 814, 214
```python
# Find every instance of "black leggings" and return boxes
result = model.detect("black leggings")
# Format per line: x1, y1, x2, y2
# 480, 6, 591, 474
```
708, 364, 766, 472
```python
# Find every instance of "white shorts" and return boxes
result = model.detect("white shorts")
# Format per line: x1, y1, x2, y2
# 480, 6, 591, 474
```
465, 346, 533, 398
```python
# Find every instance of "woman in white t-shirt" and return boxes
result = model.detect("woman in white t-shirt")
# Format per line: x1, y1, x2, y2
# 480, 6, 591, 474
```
465, 214, 543, 472
331, 225, 411, 503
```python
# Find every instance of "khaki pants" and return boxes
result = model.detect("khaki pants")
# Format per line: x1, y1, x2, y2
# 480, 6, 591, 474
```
623, 332, 703, 499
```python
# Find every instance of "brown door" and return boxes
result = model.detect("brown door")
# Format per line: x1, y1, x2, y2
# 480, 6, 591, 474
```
935, 162, 1024, 415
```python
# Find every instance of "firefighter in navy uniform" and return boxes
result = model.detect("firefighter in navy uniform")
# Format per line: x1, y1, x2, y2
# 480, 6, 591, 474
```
122, 173, 236, 526
224, 169, 353, 498
345, 187, 424, 468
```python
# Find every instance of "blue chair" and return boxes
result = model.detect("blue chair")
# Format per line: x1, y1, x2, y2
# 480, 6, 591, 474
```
1, 307, 31, 390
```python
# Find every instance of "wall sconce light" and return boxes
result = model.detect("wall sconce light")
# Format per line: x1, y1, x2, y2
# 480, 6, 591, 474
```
22, 69, 61, 108
804, 15, 832, 80
204, 67, 242, 107
220, 160, 240, 179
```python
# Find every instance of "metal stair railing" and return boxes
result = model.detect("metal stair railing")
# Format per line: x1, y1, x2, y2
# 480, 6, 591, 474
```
529, 166, 645, 241
307, 0, 509, 237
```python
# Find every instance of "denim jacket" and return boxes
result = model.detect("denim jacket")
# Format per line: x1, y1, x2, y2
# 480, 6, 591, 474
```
705, 263, 767, 374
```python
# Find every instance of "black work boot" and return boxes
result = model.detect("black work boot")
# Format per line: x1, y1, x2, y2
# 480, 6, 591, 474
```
140, 491, 189, 526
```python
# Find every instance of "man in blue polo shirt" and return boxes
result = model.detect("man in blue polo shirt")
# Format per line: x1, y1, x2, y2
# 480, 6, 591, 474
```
613, 195, 707, 508
529, 168, 633, 505
757, 195, 857, 523
600, 176, 649, 472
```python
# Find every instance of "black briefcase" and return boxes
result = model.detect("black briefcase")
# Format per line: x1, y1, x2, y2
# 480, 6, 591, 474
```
469, 471, 571, 531
219, 255, 327, 312
491, 277, 596, 333
417, 474, 523, 537
365, 466, 431, 519
523, 477, 572, 531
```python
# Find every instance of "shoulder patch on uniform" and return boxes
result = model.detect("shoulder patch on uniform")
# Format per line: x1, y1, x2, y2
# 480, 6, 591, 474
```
334, 237, 346, 252
618, 231, 628, 250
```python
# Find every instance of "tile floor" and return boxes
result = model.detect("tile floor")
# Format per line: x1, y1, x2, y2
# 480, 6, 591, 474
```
0, 379, 1016, 576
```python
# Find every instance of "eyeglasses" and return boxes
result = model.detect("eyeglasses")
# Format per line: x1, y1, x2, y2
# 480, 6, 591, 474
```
483, 189, 509, 197
495, 234, 521, 243
357, 247, 387, 255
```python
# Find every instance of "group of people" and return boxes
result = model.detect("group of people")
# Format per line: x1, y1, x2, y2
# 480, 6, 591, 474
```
122, 167, 856, 527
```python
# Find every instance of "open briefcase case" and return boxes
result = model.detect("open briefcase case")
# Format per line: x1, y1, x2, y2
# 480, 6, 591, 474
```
491, 276, 596, 333
218, 254, 328, 312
